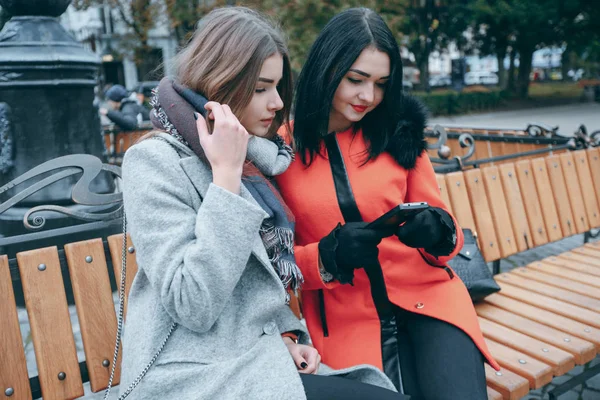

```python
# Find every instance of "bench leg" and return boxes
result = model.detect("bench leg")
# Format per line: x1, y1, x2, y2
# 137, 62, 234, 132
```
492, 260, 501, 275
548, 359, 600, 400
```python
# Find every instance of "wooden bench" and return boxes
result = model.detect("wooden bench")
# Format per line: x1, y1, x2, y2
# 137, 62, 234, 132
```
436, 147, 600, 399
2, 144, 599, 399
103, 124, 152, 165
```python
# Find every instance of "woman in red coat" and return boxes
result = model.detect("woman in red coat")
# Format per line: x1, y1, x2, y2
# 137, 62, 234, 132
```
276, 8, 499, 400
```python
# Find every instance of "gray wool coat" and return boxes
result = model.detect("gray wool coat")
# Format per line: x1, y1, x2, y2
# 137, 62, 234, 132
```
119, 132, 397, 399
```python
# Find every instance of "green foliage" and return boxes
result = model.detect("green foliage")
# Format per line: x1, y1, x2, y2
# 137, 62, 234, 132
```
415, 89, 508, 116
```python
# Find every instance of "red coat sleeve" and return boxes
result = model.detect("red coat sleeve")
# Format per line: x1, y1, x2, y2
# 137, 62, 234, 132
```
294, 243, 342, 291
405, 153, 464, 265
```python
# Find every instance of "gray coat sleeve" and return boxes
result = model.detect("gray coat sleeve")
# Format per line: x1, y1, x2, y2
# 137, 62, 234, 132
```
273, 304, 310, 344
122, 140, 268, 333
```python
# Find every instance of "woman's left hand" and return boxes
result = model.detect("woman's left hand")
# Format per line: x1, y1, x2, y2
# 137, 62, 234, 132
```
283, 338, 321, 374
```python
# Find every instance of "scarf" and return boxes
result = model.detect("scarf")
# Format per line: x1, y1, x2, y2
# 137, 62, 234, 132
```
149, 78, 303, 292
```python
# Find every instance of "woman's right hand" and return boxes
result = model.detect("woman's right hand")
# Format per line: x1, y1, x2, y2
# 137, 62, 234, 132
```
196, 102, 249, 194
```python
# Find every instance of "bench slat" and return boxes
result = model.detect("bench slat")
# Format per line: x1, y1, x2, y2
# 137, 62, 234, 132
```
528, 260, 600, 290
17, 247, 84, 400
0, 255, 32, 400
494, 273, 600, 313
586, 148, 600, 206
484, 338, 553, 389
558, 251, 600, 271
515, 160, 548, 246
495, 282, 600, 329
64, 239, 121, 392
499, 164, 533, 251
435, 174, 453, 214
485, 364, 530, 400
560, 152, 590, 233
510, 267, 600, 300
444, 172, 477, 234
487, 386, 503, 400
530, 158, 563, 242
545, 156, 577, 237
476, 303, 596, 365
572, 150, 600, 228
543, 256, 600, 278
107, 234, 139, 319
479, 317, 575, 376
572, 246, 600, 258
464, 169, 501, 261
585, 242, 600, 252
481, 166, 518, 256
484, 293, 600, 349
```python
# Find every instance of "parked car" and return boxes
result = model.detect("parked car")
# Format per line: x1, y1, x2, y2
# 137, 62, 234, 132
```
429, 75, 452, 87
464, 72, 480, 85
480, 72, 499, 85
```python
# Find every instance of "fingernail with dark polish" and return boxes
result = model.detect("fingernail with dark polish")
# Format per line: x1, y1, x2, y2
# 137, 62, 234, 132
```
300, 362, 308, 369
193, 112, 198, 120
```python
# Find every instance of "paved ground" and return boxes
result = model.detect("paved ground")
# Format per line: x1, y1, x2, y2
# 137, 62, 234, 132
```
430, 102, 600, 136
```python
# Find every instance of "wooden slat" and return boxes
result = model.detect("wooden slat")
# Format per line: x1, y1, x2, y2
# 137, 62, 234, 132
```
436, 174, 453, 214
586, 148, 600, 206
17, 247, 84, 400
485, 364, 530, 400
499, 163, 533, 251
479, 317, 575, 376
107, 234, 139, 319
476, 303, 596, 365
481, 166, 518, 257
573, 150, 600, 228
495, 282, 600, 329
528, 261, 600, 288
495, 273, 600, 312
484, 338, 553, 389
545, 156, 577, 237
484, 293, 600, 348
510, 267, 600, 301
571, 246, 600, 261
487, 386, 503, 400
560, 152, 590, 233
515, 160, 548, 246
545, 255, 600, 278
0, 255, 32, 400
445, 172, 477, 233
558, 252, 600, 272
530, 158, 563, 241
585, 242, 600, 252
464, 169, 501, 261
64, 239, 121, 392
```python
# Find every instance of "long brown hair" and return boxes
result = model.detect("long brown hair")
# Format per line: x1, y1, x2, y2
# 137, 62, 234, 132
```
171, 7, 292, 138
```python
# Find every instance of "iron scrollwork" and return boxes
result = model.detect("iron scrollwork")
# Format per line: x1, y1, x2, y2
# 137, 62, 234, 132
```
0, 154, 122, 230
427, 124, 476, 169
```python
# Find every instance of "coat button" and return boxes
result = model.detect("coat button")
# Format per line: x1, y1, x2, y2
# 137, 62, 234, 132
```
285, 292, 291, 305
415, 302, 424, 309
263, 321, 278, 335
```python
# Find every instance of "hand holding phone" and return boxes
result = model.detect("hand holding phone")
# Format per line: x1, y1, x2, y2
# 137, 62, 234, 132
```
366, 202, 430, 230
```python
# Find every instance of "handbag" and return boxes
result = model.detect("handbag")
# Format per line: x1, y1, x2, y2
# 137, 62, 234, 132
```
447, 228, 501, 302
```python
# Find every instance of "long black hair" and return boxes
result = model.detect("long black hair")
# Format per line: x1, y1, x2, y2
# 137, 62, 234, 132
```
293, 8, 405, 166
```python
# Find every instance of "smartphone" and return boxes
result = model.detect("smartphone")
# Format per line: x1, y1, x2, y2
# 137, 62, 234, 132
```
366, 202, 430, 230
174, 82, 209, 118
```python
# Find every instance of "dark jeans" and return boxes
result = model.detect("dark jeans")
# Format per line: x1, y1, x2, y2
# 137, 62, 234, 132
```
393, 307, 488, 400
301, 373, 409, 400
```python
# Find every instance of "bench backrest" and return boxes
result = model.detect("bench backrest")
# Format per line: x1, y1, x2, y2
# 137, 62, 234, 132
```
439, 148, 600, 262
1, 234, 138, 400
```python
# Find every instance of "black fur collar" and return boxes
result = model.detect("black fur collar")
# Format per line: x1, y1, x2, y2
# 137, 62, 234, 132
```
386, 95, 429, 170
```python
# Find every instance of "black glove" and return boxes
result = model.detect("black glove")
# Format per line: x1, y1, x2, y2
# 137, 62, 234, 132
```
396, 207, 456, 256
318, 222, 390, 284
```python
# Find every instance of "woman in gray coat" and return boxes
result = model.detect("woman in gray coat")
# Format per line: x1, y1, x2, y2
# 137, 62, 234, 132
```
117, 7, 406, 400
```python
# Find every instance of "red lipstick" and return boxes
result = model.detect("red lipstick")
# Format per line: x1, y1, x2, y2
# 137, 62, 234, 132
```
351, 105, 368, 113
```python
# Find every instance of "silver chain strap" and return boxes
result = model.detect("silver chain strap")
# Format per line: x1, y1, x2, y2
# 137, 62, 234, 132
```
103, 212, 177, 400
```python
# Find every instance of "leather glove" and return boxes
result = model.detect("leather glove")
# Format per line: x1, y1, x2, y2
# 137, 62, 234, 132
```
396, 207, 456, 256
318, 222, 390, 284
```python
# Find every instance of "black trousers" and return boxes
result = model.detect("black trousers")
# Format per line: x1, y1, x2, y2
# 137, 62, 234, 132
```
392, 307, 488, 400
300, 373, 409, 400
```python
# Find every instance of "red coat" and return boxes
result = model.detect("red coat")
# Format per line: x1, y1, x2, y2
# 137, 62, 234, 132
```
276, 126, 500, 371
